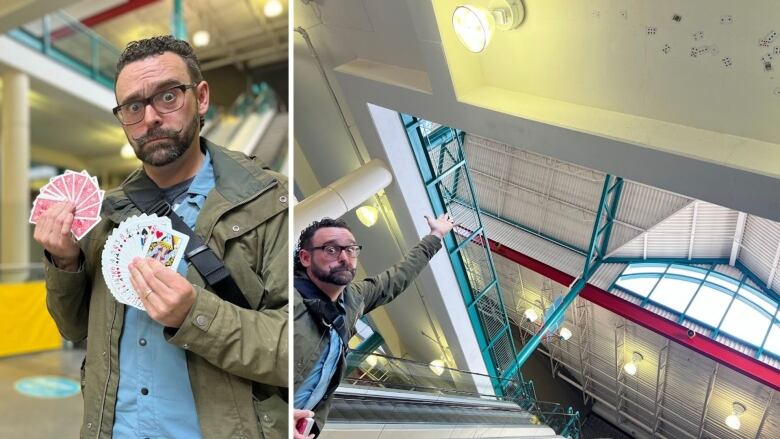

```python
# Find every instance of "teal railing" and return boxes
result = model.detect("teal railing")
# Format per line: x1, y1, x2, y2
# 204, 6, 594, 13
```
402, 113, 581, 439
8, 11, 121, 88
344, 350, 581, 438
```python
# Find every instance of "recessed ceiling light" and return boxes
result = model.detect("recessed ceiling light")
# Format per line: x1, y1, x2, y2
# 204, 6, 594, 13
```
192, 30, 210, 47
524, 308, 539, 322
120, 143, 136, 159
559, 327, 572, 341
264, 0, 283, 18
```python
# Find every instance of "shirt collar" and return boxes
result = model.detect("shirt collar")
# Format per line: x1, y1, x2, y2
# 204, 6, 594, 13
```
187, 149, 214, 197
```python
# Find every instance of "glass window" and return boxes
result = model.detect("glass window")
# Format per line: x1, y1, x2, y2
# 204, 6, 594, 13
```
763, 323, 780, 357
667, 265, 706, 279
649, 277, 699, 313
622, 264, 667, 275
685, 285, 732, 327
706, 272, 740, 292
615, 276, 659, 297
738, 286, 778, 315
720, 299, 772, 347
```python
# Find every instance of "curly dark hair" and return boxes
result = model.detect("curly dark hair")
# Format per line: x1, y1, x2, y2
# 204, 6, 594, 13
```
294, 218, 352, 273
115, 35, 205, 128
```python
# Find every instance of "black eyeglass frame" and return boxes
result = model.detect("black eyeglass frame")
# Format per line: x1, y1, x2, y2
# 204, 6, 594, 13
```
112, 82, 199, 125
306, 244, 363, 258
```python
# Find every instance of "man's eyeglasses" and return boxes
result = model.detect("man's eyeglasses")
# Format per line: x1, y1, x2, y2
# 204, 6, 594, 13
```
113, 83, 198, 125
307, 245, 363, 259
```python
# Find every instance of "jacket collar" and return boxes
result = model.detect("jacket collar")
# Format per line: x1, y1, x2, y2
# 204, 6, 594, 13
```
103, 137, 276, 225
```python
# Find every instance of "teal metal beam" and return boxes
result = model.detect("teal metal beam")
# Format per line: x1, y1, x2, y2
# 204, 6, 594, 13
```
503, 174, 620, 378
344, 332, 385, 375
171, 0, 187, 40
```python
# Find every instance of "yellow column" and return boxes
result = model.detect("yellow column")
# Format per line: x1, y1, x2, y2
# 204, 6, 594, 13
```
1, 71, 30, 282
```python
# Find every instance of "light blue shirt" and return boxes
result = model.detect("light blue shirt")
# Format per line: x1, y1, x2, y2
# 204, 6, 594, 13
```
113, 151, 213, 439
294, 328, 343, 410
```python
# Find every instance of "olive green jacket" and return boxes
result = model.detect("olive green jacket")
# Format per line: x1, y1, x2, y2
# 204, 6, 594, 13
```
293, 234, 442, 434
44, 140, 289, 439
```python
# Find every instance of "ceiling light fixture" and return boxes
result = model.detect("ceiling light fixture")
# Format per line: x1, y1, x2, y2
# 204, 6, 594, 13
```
725, 402, 746, 430
623, 352, 643, 376
120, 143, 136, 159
264, 0, 283, 18
365, 354, 378, 368
192, 30, 210, 47
524, 308, 538, 322
429, 359, 446, 376
559, 327, 572, 341
356, 205, 379, 227
452, 0, 525, 53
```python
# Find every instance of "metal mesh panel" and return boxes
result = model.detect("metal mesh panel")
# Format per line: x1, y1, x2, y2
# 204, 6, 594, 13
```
476, 287, 506, 340
454, 236, 495, 296
490, 331, 515, 374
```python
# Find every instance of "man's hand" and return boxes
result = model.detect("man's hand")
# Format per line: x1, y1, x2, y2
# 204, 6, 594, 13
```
425, 212, 456, 239
33, 201, 81, 271
293, 409, 315, 439
129, 257, 196, 328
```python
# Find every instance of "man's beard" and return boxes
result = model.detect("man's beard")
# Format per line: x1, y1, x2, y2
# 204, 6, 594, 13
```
311, 263, 355, 286
130, 114, 198, 166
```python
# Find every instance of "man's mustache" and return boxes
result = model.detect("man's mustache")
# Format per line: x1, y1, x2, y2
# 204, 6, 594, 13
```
133, 127, 182, 146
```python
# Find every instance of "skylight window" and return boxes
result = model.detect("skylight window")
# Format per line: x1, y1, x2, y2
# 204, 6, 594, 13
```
614, 263, 780, 359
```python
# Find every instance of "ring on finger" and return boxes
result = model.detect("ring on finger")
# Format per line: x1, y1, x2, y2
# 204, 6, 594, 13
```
144, 288, 154, 299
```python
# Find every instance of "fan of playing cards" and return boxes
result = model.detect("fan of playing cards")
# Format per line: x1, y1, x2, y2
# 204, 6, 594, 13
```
102, 214, 189, 310
29, 170, 105, 240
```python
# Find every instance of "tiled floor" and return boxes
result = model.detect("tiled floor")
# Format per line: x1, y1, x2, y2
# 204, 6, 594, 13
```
0, 348, 83, 438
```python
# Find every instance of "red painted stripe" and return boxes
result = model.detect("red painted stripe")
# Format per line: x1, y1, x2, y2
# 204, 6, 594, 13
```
51, 0, 160, 40
485, 237, 780, 391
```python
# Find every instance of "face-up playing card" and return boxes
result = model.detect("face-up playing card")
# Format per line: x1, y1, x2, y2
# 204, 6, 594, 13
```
29, 170, 103, 241
101, 215, 183, 311
142, 229, 189, 270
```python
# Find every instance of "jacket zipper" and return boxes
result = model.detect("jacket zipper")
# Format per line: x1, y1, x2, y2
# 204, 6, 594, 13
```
96, 300, 118, 437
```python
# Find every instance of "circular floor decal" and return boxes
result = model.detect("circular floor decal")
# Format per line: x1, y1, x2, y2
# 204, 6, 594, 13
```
14, 376, 80, 399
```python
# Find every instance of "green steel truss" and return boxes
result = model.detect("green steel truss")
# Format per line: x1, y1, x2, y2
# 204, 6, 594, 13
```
403, 114, 587, 438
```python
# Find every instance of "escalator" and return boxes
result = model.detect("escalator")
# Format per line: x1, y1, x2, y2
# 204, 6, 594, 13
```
203, 83, 287, 172
317, 352, 580, 439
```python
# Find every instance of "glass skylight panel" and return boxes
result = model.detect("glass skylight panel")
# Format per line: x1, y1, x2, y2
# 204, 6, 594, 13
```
685, 285, 732, 327
763, 324, 780, 357
622, 264, 667, 275
615, 276, 658, 297
667, 265, 707, 279
737, 286, 778, 315
649, 277, 699, 312
720, 299, 772, 346
705, 272, 740, 292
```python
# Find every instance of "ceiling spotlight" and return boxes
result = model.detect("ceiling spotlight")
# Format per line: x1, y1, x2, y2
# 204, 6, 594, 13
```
623, 352, 644, 376
365, 354, 378, 368
192, 30, 210, 47
356, 205, 379, 227
429, 359, 446, 376
725, 402, 746, 430
120, 143, 136, 159
559, 327, 572, 341
264, 0, 283, 18
524, 308, 538, 322
451, 0, 525, 53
